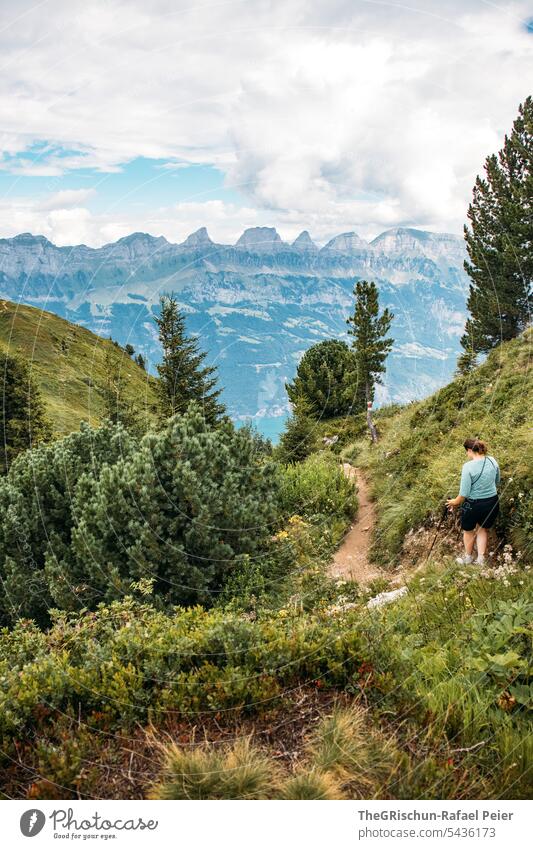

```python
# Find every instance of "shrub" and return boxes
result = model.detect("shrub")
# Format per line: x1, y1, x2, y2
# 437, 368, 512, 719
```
278, 454, 357, 523
0, 421, 137, 625
0, 407, 280, 622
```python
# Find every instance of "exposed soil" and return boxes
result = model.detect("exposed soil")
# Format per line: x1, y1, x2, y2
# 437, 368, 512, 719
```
329, 464, 384, 585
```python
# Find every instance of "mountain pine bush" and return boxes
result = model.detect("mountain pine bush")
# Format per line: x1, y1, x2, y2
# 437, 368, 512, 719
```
0, 407, 279, 623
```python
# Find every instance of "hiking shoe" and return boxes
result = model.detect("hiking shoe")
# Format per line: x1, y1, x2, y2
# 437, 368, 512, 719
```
475, 556, 485, 565
455, 554, 473, 564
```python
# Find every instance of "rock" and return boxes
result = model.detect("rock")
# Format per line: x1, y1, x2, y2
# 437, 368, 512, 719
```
366, 586, 408, 609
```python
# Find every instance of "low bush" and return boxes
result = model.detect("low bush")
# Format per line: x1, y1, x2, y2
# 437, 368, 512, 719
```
278, 453, 357, 523
0, 407, 281, 624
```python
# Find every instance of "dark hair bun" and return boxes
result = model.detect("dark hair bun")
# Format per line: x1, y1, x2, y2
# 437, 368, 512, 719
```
463, 437, 487, 454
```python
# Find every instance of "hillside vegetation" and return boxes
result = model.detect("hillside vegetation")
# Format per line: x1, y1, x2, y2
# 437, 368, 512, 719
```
337, 329, 532, 565
0, 299, 158, 434
0, 325, 531, 802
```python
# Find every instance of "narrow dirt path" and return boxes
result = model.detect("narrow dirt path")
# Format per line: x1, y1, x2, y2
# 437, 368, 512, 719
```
329, 464, 383, 585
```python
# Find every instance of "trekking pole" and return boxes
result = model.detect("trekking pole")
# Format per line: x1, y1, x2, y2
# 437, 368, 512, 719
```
425, 496, 450, 563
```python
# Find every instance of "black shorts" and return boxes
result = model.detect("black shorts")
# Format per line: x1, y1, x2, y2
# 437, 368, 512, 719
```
461, 495, 499, 531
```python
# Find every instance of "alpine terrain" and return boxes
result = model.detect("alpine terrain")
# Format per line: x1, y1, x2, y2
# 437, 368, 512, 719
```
0, 226, 468, 430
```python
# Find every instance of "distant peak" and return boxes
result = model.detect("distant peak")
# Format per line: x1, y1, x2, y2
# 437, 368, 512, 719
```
235, 227, 283, 250
181, 227, 214, 248
292, 230, 317, 250
322, 232, 369, 252
9, 233, 54, 247
115, 232, 167, 245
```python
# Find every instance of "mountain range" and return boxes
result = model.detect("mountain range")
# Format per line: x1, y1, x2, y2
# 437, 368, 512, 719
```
0, 226, 469, 435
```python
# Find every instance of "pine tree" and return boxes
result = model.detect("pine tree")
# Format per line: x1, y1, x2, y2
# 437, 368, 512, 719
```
285, 339, 361, 419
461, 97, 532, 356
125, 343, 135, 357
277, 396, 318, 463
155, 295, 224, 424
135, 353, 146, 371
346, 281, 394, 443
0, 351, 51, 473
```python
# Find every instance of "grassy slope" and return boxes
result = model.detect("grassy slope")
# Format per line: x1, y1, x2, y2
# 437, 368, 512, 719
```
341, 330, 533, 565
0, 299, 159, 435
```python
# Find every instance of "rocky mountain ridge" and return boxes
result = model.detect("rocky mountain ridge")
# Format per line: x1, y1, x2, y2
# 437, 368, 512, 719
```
0, 226, 469, 434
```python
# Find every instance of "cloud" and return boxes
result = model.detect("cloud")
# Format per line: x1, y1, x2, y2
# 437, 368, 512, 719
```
38, 188, 96, 211
0, 0, 531, 242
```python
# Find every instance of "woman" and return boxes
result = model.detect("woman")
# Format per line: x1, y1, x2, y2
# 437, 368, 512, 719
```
447, 438, 500, 565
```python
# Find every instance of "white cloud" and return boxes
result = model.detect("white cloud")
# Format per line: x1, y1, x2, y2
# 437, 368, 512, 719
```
0, 0, 531, 243
37, 188, 96, 211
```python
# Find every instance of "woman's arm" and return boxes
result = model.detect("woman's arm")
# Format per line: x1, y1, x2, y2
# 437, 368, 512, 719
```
447, 494, 465, 508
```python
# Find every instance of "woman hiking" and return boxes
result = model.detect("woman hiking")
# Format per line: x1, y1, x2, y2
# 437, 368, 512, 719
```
447, 438, 500, 565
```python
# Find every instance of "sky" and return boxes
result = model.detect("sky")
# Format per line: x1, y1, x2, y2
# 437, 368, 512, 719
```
0, 0, 531, 247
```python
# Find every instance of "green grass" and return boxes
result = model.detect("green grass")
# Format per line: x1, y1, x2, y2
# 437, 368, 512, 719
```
340, 330, 533, 564
151, 738, 276, 800
0, 299, 159, 435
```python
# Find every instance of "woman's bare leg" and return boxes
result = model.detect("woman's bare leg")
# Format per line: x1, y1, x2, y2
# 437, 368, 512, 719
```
463, 529, 476, 556
476, 527, 488, 560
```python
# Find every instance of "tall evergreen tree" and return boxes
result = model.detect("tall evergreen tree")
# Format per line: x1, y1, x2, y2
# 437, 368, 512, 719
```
347, 281, 393, 443
461, 97, 532, 356
0, 351, 51, 473
155, 295, 224, 424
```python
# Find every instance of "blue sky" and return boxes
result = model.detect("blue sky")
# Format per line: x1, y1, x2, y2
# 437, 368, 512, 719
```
0, 0, 531, 246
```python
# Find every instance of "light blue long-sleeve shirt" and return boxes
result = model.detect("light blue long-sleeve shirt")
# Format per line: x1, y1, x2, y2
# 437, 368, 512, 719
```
459, 456, 500, 499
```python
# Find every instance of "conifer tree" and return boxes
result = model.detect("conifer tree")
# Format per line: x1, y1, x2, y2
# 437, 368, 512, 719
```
461, 97, 532, 356
347, 281, 393, 443
0, 351, 51, 473
135, 353, 146, 371
277, 396, 318, 463
285, 339, 361, 419
155, 295, 224, 424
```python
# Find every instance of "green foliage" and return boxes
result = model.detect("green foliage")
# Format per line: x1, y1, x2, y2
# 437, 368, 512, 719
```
0, 407, 279, 623
462, 96, 532, 355
151, 738, 276, 799
285, 339, 361, 419
0, 350, 51, 473
0, 420, 137, 625
278, 453, 357, 523
0, 299, 159, 437
155, 294, 224, 424
361, 561, 533, 797
0, 598, 368, 741
346, 280, 394, 404
276, 396, 319, 463
350, 330, 533, 564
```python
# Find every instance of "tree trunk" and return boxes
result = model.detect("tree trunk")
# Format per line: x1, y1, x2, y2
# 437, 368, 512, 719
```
365, 383, 378, 443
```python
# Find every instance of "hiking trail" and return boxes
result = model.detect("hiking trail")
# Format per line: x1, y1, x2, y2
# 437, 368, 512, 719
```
329, 464, 383, 585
